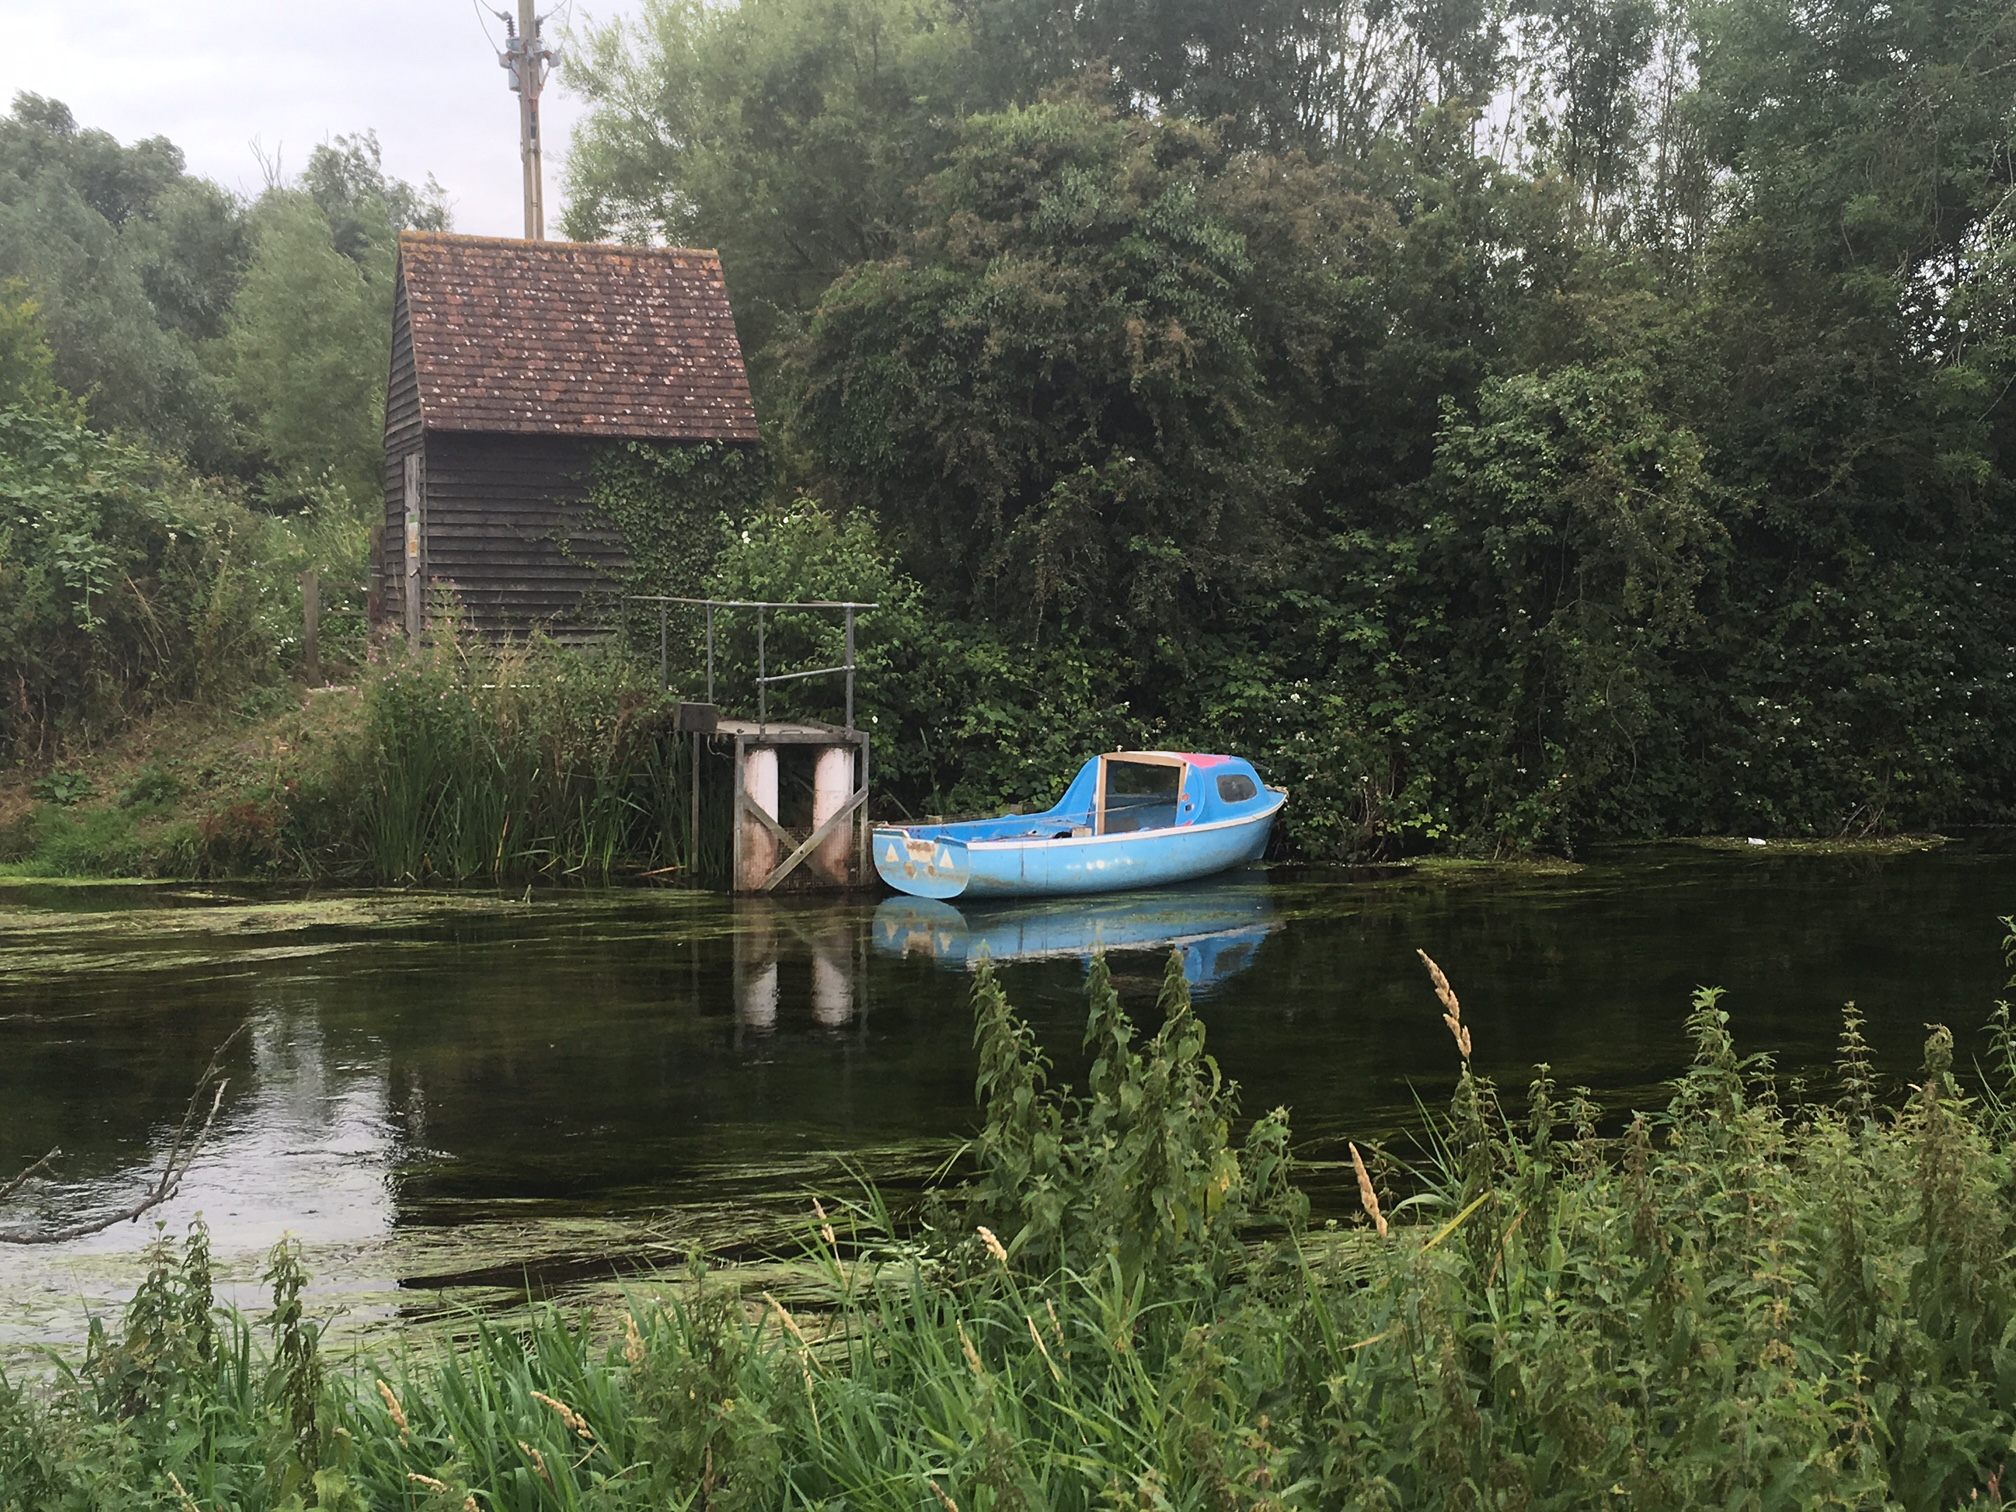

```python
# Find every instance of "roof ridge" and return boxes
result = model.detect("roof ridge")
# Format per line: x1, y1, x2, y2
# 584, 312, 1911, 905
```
397, 230, 722, 260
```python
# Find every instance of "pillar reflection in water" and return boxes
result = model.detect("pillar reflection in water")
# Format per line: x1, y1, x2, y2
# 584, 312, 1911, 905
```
731, 901, 862, 1035
810, 949, 852, 1027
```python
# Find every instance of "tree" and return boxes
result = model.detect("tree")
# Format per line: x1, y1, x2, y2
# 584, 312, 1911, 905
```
301, 131, 448, 263
223, 194, 394, 509
222, 131, 446, 511
0, 283, 72, 414
0, 94, 247, 468
789, 98, 1299, 646
562, 0, 985, 382
1412, 363, 1722, 842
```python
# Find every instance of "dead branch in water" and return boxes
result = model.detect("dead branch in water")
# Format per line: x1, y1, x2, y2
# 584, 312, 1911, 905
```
0, 1021, 249, 1245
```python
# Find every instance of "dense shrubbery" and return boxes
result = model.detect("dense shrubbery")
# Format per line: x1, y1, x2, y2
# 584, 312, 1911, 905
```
9, 930, 2016, 1508
0, 306, 336, 766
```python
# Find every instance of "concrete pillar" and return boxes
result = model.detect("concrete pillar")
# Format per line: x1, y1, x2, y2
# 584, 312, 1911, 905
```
738, 745, 779, 891
810, 948, 852, 1028
811, 745, 854, 885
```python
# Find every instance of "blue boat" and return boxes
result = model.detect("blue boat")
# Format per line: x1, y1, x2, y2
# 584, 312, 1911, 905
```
872, 751, 1286, 899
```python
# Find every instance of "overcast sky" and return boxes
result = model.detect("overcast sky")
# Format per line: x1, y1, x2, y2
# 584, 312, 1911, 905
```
8, 0, 646, 237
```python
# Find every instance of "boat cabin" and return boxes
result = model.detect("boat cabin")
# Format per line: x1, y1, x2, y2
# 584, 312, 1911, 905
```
1075, 752, 1268, 835
921, 752, 1272, 844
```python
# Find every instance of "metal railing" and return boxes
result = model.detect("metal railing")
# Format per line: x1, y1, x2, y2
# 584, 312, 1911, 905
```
627, 596, 877, 730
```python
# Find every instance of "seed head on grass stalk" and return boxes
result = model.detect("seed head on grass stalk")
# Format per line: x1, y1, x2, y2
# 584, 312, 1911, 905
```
518, 1440, 551, 1485
765, 1291, 810, 1351
1420, 947, 1498, 1200
531, 1389, 593, 1441
376, 1378, 408, 1439
1349, 1142, 1388, 1239
1418, 949, 1471, 1061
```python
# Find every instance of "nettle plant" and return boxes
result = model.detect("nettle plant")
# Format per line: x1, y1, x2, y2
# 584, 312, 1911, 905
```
956, 952, 1305, 1295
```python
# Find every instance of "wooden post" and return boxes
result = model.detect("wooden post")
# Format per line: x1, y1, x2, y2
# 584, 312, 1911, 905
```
688, 731, 701, 880
739, 745, 780, 891
299, 569, 320, 685
402, 454, 423, 638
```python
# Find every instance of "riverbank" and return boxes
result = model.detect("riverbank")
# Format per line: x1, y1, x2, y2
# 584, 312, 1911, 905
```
0, 676, 1964, 886
0, 636, 686, 885
0, 687, 363, 881
7, 940, 2016, 1509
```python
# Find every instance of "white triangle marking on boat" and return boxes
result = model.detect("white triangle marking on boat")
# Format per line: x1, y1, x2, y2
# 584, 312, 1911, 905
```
936, 847, 955, 868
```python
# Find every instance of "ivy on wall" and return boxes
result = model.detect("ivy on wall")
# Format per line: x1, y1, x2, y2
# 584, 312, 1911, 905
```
580, 438, 770, 655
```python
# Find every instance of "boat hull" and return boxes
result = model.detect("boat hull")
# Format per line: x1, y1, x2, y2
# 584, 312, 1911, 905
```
873, 793, 1283, 900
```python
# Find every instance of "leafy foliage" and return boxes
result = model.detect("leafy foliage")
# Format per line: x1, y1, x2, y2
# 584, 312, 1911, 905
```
791, 98, 1298, 644
0, 322, 305, 762
566, 0, 2016, 853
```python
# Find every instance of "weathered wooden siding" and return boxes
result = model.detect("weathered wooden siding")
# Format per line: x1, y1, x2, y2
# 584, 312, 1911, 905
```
376, 270, 424, 622
420, 432, 629, 635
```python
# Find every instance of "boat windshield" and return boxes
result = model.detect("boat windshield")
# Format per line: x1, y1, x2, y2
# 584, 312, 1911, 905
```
1099, 757, 1183, 834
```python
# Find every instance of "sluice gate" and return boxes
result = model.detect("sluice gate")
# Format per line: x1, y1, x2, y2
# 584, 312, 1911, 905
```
633, 596, 874, 893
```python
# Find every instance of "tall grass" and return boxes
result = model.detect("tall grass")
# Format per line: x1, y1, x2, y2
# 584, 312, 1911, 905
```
319, 627, 689, 885
8, 924, 2016, 1509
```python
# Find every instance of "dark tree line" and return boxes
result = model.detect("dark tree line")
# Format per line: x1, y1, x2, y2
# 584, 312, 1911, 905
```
565, 0, 2016, 853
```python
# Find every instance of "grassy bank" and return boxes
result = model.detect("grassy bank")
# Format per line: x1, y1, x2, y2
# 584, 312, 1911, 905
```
7, 931, 2016, 1509
0, 633, 687, 886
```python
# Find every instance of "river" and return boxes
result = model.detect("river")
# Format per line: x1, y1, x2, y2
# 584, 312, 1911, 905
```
2, 838, 2011, 1356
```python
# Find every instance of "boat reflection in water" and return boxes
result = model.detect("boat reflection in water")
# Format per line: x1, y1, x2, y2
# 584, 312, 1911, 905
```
872, 880, 1279, 995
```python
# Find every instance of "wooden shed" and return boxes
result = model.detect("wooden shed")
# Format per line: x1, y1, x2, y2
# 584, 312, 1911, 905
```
375, 232, 759, 637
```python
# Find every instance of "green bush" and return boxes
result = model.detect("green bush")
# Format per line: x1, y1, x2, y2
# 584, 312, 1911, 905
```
649, 495, 1139, 818
0, 366, 315, 764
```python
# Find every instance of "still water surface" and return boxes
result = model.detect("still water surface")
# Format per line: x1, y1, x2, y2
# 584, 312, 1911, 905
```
2, 840, 2012, 1352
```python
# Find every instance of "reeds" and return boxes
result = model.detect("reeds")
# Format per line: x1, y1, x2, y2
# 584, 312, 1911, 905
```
330, 627, 682, 885
10, 943, 2016, 1509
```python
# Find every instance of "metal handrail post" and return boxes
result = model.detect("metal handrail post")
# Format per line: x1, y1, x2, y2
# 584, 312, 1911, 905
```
844, 606, 855, 732
658, 603, 668, 691
705, 603, 715, 703
757, 607, 766, 726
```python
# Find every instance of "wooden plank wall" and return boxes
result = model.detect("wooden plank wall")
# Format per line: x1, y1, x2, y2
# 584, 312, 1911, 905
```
421, 432, 630, 636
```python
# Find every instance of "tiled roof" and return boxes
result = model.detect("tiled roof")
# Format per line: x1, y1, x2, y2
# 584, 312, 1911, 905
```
398, 232, 759, 441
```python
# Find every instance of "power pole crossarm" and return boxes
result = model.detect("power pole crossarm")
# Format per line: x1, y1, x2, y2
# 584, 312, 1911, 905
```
497, 3, 558, 240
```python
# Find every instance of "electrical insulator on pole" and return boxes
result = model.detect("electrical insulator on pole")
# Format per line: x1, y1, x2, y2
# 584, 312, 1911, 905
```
496, 2, 559, 239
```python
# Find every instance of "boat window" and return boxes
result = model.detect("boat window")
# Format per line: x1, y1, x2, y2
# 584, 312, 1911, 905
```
1101, 760, 1182, 834
1216, 773, 1258, 804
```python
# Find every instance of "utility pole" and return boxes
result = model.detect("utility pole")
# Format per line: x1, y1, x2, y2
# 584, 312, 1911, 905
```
498, 2, 557, 239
